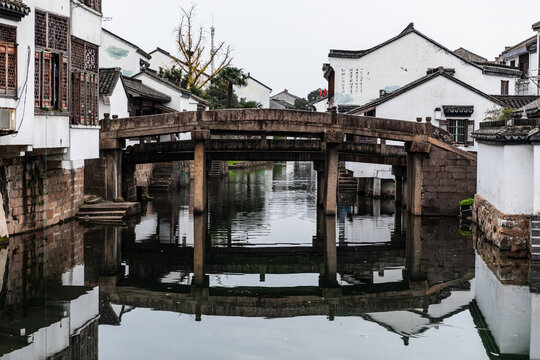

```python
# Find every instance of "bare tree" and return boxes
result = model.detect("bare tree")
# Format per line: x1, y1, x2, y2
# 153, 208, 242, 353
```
172, 5, 232, 90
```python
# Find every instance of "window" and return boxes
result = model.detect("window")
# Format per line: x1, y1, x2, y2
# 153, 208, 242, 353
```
83, 0, 102, 12
71, 37, 98, 125
0, 24, 16, 97
439, 119, 474, 146
34, 10, 69, 110
501, 80, 509, 95
510, 60, 516, 67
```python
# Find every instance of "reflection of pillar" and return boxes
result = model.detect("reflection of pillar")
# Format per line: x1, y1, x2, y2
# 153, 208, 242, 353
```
321, 216, 338, 287
405, 214, 423, 280
324, 144, 339, 215
102, 226, 121, 275
531, 293, 540, 359
372, 199, 381, 217
315, 208, 324, 249
192, 130, 210, 213
193, 212, 208, 287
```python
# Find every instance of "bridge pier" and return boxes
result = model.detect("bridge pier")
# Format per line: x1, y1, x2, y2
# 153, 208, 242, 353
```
323, 131, 344, 216
406, 151, 423, 216
192, 130, 210, 213
193, 212, 208, 288
320, 215, 338, 288
314, 161, 326, 209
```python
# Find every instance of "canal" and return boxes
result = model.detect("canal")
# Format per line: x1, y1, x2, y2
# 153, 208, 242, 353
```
0, 161, 538, 359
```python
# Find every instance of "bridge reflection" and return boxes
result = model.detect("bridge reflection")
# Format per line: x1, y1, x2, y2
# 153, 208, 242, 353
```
87, 209, 475, 329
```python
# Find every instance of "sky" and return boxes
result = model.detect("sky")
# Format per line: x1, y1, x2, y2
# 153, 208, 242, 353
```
102, 0, 540, 98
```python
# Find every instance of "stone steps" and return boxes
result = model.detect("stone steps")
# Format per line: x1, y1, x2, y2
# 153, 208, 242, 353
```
76, 202, 140, 224
532, 216, 540, 261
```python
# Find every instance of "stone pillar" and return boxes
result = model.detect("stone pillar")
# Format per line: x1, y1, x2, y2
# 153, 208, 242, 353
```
104, 149, 122, 200
323, 131, 343, 216
406, 151, 423, 216
192, 130, 210, 213
193, 212, 208, 288
373, 177, 382, 198
392, 166, 404, 204
314, 161, 325, 209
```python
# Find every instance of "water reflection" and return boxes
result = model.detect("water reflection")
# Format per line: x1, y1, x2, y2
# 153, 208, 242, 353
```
3, 162, 540, 359
0, 222, 99, 359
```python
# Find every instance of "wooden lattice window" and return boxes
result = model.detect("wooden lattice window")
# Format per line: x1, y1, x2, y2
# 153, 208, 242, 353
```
440, 119, 474, 146
84, 0, 102, 12
71, 37, 99, 125
35, 11, 69, 110
0, 25, 16, 97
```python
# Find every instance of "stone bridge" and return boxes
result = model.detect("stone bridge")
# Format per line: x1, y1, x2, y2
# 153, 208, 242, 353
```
90, 108, 477, 216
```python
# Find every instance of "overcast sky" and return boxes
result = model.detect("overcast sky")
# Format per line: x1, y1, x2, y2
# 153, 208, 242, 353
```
102, 0, 540, 98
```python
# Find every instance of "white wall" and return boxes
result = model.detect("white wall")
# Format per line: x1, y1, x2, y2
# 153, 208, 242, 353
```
312, 98, 328, 112
70, 3, 101, 46
475, 253, 531, 355
101, 30, 148, 77
345, 162, 393, 179
234, 77, 271, 108
477, 143, 533, 214
372, 75, 501, 152
531, 293, 540, 360
534, 145, 540, 214
67, 125, 100, 161
330, 31, 517, 106
68, 287, 99, 334
0, 2, 37, 147
99, 80, 129, 120
0, 192, 7, 238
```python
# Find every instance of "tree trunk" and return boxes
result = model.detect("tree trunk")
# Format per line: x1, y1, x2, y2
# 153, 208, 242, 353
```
227, 82, 233, 108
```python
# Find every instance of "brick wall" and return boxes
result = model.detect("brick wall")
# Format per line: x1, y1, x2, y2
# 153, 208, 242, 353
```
473, 194, 531, 251
420, 145, 477, 216
0, 157, 84, 235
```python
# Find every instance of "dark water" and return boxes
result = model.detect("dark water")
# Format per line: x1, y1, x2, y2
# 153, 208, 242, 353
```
0, 161, 538, 359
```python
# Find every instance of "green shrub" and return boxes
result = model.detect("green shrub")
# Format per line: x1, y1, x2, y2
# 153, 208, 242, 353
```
459, 198, 474, 207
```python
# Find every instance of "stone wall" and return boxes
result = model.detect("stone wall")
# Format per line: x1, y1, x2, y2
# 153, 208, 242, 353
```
473, 194, 531, 251
0, 157, 84, 235
135, 163, 153, 187
419, 145, 477, 216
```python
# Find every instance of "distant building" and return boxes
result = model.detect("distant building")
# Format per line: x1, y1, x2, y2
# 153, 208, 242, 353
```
101, 28, 151, 77
270, 89, 301, 109
324, 23, 522, 109
233, 74, 272, 108
496, 22, 540, 96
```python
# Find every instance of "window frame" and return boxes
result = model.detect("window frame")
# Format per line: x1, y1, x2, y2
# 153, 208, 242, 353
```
34, 10, 69, 112
0, 24, 17, 98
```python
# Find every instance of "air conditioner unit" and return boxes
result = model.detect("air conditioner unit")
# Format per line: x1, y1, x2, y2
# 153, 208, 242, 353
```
0, 108, 15, 131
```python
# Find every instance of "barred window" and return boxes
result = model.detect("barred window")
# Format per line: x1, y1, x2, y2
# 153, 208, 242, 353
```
34, 11, 69, 110
0, 24, 16, 97
439, 119, 475, 146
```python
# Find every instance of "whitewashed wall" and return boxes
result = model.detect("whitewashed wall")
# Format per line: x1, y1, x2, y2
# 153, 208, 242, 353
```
372, 75, 501, 152
534, 145, 540, 214
345, 162, 393, 179
101, 30, 149, 77
330, 31, 516, 106
234, 77, 271, 108
70, 2, 101, 46
477, 143, 534, 214
99, 80, 129, 120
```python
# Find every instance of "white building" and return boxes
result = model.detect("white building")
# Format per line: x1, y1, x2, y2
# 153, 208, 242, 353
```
270, 89, 301, 109
233, 74, 272, 108
101, 28, 151, 77
349, 68, 504, 152
324, 23, 522, 108
0, 0, 102, 169
497, 21, 540, 96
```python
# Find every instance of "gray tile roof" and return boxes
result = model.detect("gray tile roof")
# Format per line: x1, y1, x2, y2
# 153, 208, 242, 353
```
454, 48, 487, 63
533, 21, 540, 30
0, 0, 30, 20
99, 68, 122, 97
492, 95, 539, 109
122, 77, 171, 102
